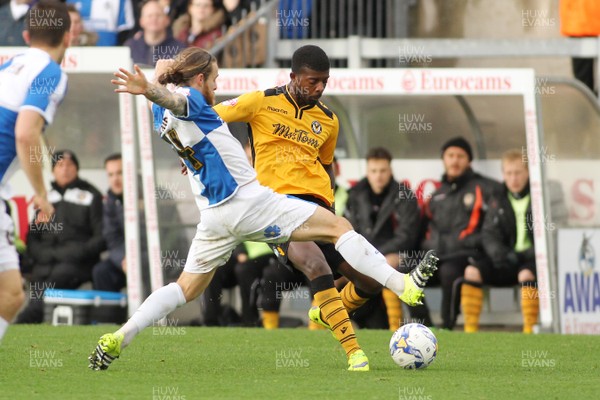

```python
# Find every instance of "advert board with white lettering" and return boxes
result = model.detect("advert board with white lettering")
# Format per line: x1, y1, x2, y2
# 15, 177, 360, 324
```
558, 228, 600, 334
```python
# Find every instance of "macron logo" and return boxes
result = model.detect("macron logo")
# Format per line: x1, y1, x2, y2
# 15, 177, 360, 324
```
267, 106, 288, 114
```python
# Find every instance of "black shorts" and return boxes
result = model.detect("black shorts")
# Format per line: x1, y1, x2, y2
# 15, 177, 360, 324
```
273, 194, 347, 277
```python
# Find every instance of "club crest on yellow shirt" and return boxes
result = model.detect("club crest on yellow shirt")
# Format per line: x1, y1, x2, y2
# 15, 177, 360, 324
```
311, 120, 322, 135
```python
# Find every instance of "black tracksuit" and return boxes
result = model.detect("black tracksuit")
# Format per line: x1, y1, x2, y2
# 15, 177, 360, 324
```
422, 168, 502, 329
17, 178, 105, 323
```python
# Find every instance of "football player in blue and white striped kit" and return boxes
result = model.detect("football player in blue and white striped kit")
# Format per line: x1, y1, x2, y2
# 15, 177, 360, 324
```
88, 47, 438, 371
0, 0, 71, 344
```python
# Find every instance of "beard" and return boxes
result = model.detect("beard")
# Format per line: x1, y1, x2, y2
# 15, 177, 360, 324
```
202, 86, 215, 105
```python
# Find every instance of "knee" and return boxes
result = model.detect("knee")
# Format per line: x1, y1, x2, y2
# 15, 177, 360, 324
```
464, 265, 482, 283
518, 269, 535, 283
300, 257, 330, 280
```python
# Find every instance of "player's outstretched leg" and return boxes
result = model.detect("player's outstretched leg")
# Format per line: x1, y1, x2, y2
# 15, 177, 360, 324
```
290, 207, 438, 306
88, 271, 215, 370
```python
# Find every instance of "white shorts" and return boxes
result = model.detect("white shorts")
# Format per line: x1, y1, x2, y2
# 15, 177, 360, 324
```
184, 180, 318, 273
0, 200, 19, 273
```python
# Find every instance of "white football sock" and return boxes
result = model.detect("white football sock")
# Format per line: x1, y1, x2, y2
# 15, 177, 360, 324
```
0, 316, 8, 343
117, 282, 186, 348
335, 230, 405, 296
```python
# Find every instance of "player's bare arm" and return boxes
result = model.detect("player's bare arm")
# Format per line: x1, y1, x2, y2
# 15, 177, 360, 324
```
15, 109, 54, 222
111, 65, 186, 116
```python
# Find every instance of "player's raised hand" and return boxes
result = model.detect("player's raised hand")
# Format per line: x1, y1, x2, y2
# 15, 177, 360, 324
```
111, 65, 149, 95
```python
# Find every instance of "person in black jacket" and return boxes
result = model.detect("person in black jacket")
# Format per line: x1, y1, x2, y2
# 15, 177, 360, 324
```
343, 147, 421, 330
92, 154, 127, 292
17, 150, 105, 323
421, 137, 502, 330
461, 149, 538, 333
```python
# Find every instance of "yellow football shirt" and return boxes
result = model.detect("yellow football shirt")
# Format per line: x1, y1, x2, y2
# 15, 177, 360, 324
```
214, 85, 339, 206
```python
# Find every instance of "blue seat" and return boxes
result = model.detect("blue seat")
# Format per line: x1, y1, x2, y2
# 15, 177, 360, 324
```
44, 289, 127, 307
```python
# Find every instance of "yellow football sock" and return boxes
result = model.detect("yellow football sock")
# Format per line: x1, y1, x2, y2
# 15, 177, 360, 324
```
309, 298, 325, 330
340, 281, 369, 313
262, 311, 279, 330
461, 282, 483, 333
314, 287, 360, 357
382, 288, 403, 331
521, 283, 539, 334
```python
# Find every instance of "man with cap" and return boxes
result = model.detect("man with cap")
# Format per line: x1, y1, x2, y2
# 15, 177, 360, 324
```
16, 150, 105, 323
421, 137, 502, 330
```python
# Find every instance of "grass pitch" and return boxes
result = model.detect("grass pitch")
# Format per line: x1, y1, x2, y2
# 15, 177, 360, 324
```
2, 325, 599, 399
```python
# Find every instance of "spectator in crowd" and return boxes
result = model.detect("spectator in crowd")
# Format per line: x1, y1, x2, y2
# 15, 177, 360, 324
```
421, 137, 502, 330
158, 0, 188, 22
461, 149, 538, 333
125, 0, 185, 66
560, 0, 600, 94
92, 154, 127, 292
67, 4, 98, 46
66, 0, 135, 45
17, 150, 105, 323
0, 0, 34, 46
172, 0, 226, 48
343, 147, 421, 330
